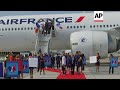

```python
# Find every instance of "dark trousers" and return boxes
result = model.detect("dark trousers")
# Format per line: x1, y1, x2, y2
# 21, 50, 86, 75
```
29, 68, 34, 78
49, 25, 54, 30
76, 66, 79, 72
82, 64, 84, 70
109, 66, 114, 74
76, 65, 82, 73
57, 63, 60, 69
62, 65, 66, 74
71, 64, 75, 75
51, 63, 55, 68
37, 67, 40, 72
48, 29, 51, 34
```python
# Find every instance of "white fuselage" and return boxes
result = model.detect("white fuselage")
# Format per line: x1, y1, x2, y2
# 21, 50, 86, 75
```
0, 12, 120, 52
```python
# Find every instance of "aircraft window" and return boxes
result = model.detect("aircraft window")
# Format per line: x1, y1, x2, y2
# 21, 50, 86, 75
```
74, 26, 76, 28
21, 28, 23, 30
67, 26, 69, 29
70, 26, 72, 28
31, 27, 33, 30
93, 25, 95, 28
15, 28, 17, 30
5, 28, 7, 31
28, 27, 30, 30
117, 24, 119, 26
110, 25, 112, 27
103, 25, 105, 27
90, 25, 92, 28
18, 28, 20, 30
34, 27, 36, 30
83, 26, 85, 28
80, 26, 82, 28
107, 25, 109, 27
77, 26, 79, 28
8, 28, 10, 31
100, 25, 102, 27
0, 29, 1, 31
97, 25, 99, 27
24, 27, 26, 30
2, 28, 4, 31
113, 25, 115, 27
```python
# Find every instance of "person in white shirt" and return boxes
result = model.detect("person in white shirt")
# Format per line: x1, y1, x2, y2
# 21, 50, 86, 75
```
62, 53, 66, 75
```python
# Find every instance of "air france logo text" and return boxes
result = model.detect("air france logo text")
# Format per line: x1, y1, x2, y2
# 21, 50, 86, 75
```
0, 16, 85, 25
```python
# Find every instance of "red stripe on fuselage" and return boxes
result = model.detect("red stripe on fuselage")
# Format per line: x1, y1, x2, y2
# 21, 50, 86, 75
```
76, 16, 85, 22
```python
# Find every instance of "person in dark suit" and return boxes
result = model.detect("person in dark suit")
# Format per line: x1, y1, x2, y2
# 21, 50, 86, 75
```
51, 54, 55, 68
37, 54, 40, 72
81, 54, 86, 71
56, 54, 61, 69
76, 51, 83, 74
38, 54, 45, 75
70, 54, 76, 75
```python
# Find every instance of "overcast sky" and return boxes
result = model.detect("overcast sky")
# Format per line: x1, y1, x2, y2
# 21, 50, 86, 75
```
0, 11, 93, 16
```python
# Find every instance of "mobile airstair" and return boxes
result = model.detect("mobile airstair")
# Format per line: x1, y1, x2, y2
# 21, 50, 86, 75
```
35, 18, 56, 54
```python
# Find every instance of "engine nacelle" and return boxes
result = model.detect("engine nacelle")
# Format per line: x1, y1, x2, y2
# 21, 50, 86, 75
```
107, 30, 120, 53
70, 31, 108, 59
108, 34, 117, 53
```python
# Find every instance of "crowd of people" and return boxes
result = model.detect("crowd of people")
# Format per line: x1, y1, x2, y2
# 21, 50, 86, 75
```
1, 50, 117, 79
37, 51, 87, 75
4, 53, 24, 79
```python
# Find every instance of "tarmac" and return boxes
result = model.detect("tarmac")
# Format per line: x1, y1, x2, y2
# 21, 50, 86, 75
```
23, 65, 120, 79
24, 69, 59, 79
1, 52, 120, 79
83, 65, 120, 79
23, 52, 120, 79
1, 65, 120, 79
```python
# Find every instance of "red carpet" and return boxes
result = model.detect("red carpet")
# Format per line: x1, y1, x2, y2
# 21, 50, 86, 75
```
44, 68, 86, 79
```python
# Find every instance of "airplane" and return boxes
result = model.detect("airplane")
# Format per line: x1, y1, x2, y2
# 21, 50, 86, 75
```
0, 11, 120, 59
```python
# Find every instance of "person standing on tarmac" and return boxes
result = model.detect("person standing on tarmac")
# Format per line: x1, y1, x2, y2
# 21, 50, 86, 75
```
74, 51, 78, 72
9, 53, 13, 61
66, 53, 71, 74
76, 51, 83, 74
95, 53, 101, 72
109, 54, 114, 74
81, 54, 86, 71
62, 53, 66, 75
37, 54, 41, 72
17, 54, 23, 79
4, 56, 11, 79
29, 53, 34, 79
70, 54, 75, 75
51, 54, 55, 68
56, 54, 61, 69
39, 54, 45, 75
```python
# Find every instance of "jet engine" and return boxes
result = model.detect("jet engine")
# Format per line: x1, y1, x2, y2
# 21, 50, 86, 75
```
70, 31, 119, 59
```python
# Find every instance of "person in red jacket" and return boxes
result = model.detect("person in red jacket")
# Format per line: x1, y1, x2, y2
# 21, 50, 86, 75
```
16, 54, 23, 79
9, 53, 13, 61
